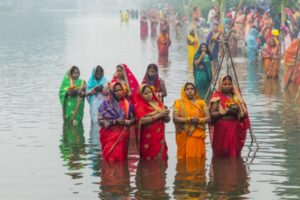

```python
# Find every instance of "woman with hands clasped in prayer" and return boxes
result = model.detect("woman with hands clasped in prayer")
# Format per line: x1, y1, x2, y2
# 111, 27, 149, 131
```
86, 65, 109, 124
209, 75, 250, 158
173, 82, 211, 159
134, 84, 170, 161
59, 66, 86, 126
98, 82, 135, 162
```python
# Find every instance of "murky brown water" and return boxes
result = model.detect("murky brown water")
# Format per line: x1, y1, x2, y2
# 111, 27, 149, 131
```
0, 11, 300, 199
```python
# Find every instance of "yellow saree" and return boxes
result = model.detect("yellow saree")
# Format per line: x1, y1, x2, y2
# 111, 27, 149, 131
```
173, 87, 208, 158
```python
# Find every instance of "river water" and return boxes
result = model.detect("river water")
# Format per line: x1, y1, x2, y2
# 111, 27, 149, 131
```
0, 11, 300, 200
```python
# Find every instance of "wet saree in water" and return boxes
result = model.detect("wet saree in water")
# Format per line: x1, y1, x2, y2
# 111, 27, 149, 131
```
262, 40, 281, 79
246, 28, 259, 64
98, 85, 133, 162
140, 16, 148, 39
284, 39, 300, 86
193, 43, 213, 99
187, 32, 199, 65
173, 86, 208, 158
150, 17, 158, 38
59, 68, 86, 126
86, 67, 108, 123
206, 31, 220, 62
157, 33, 171, 57
134, 85, 168, 160
209, 76, 250, 158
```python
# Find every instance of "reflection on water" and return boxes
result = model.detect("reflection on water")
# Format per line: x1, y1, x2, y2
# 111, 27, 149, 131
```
59, 123, 87, 179
136, 160, 169, 199
99, 161, 131, 200
1, 11, 300, 199
88, 122, 102, 177
173, 158, 206, 199
208, 157, 249, 199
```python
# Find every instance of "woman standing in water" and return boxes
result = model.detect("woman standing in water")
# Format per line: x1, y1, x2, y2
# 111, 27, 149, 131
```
59, 66, 86, 126
150, 15, 158, 38
284, 38, 300, 86
98, 82, 135, 162
187, 29, 199, 65
112, 64, 139, 102
262, 38, 281, 79
141, 63, 167, 102
209, 75, 250, 158
246, 27, 259, 65
134, 84, 170, 161
206, 23, 221, 65
157, 29, 171, 57
86, 65, 108, 124
173, 82, 211, 159
193, 43, 213, 99
140, 15, 148, 39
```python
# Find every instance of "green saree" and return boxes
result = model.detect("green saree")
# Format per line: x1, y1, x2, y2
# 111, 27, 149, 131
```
59, 69, 86, 126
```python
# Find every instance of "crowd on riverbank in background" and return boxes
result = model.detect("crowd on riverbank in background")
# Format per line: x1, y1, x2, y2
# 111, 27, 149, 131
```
134, 3, 300, 93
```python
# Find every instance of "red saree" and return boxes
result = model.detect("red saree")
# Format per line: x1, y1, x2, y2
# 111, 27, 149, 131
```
142, 64, 164, 102
209, 78, 250, 158
134, 85, 168, 161
140, 17, 148, 39
99, 93, 131, 162
112, 64, 139, 102
100, 125, 130, 162
157, 33, 171, 57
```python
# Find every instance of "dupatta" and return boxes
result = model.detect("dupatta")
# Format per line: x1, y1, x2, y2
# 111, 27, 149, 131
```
112, 64, 139, 100
174, 84, 207, 136
59, 67, 85, 126
98, 82, 130, 127
134, 84, 165, 155
141, 64, 161, 92
209, 75, 250, 144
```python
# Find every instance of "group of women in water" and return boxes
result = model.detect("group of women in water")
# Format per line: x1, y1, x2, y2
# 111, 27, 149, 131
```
59, 61, 250, 163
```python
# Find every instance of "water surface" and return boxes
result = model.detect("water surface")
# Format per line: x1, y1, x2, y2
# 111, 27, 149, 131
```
0, 11, 300, 199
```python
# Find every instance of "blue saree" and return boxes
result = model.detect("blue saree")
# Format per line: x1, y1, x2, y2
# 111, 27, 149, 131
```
193, 43, 213, 99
